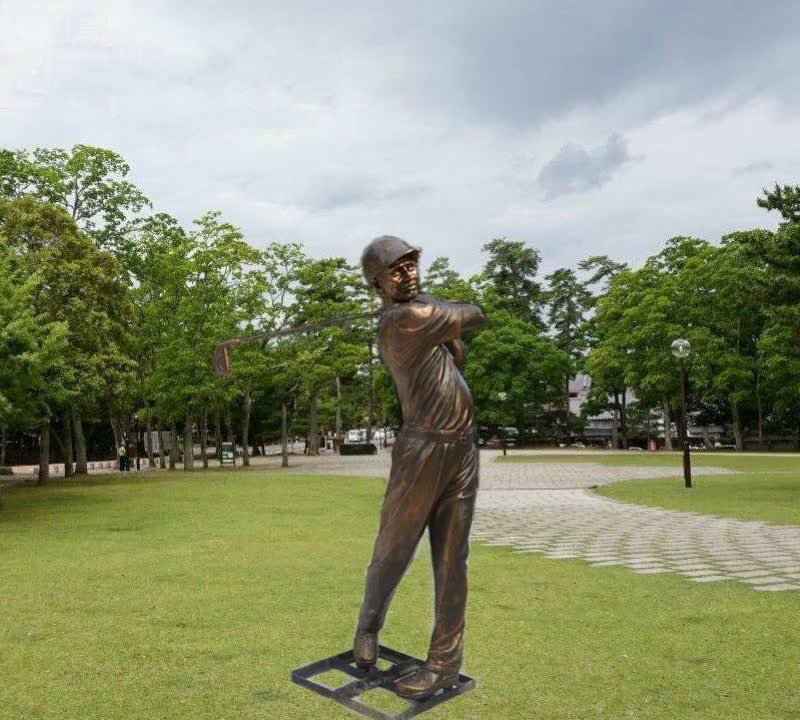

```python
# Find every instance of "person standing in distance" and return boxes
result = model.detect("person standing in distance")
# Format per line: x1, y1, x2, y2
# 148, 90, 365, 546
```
354, 235, 484, 700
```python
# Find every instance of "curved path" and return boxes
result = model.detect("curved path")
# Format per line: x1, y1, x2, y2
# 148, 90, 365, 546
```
283, 450, 800, 592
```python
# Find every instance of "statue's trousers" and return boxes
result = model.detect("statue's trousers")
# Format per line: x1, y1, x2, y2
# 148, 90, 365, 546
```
357, 427, 479, 673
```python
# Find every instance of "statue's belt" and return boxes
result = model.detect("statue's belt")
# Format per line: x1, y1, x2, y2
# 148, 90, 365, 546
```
399, 425, 477, 444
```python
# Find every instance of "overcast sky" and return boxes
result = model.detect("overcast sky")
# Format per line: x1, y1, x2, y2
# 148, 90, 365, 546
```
2, 0, 798, 279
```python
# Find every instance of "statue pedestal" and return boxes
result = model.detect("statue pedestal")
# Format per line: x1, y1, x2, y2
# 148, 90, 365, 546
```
291, 645, 475, 720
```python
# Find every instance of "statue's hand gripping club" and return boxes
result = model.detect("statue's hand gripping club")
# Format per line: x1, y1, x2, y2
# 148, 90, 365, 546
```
212, 311, 382, 377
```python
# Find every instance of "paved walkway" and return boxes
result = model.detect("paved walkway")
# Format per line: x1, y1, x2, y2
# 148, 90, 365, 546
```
280, 450, 800, 593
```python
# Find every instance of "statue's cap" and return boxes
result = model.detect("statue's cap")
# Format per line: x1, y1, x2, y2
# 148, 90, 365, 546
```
361, 235, 420, 285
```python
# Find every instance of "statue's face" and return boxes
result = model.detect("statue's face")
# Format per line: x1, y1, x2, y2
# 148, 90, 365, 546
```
377, 256, 419, 302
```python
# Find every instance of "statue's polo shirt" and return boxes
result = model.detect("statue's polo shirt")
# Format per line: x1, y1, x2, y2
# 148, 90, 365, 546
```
378, 294, 474, 433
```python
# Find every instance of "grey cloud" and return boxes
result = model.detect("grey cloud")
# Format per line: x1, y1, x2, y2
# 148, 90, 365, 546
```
441, 1, 800, 128
537, 134, 634, 200
1, 0, 795, 281
732, 161, 773, 176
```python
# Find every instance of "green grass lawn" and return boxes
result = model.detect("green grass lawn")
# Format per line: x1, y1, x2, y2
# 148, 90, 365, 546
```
500, 452, 800, 526
2, 468, 799, 719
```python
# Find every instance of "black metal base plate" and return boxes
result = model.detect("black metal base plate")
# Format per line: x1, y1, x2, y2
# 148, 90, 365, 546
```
291, 645, 475, 720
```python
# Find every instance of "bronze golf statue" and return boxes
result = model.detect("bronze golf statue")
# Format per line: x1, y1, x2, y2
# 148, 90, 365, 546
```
214, 235, 483, 716
353, 235, 483, 700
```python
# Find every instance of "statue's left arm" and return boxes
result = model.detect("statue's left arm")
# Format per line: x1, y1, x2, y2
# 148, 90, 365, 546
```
443, 301, 484, 331
440, 301, 483, 371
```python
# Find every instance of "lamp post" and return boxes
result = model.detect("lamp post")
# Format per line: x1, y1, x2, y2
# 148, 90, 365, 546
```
671, 338, 692, 489
496, 392, 509, 456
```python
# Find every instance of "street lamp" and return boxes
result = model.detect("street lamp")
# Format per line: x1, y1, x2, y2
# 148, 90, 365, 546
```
496, 392, 509, 456
670, 338, 692, 489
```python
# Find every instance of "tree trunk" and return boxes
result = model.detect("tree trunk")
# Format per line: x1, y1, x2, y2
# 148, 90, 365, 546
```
730, 399, 744, 452
335, 376, 343, 454
663, 399, 673, 451
158, 425, 166, 469
201, 408, 209, 469
242, 385, 252, 467
620, 392, 629, 449
308, 395, 320, 456
1, 426, 6, 467
565, 375, 571, 439
366, 340, 374, 441
72, 408, 88, 474
62, 411, 74, 477
184, 409, 194, 471
110, 414, 123, 454
38, 418, 50, 486
145, 400, 154, 468
611, 392, 620, 449
225, 409, 234, 444
755, 370, 764, 449
214, 411, 222, 461
281, 401, 289, 468
611, 407, 619, 449
169, 420, 177, 470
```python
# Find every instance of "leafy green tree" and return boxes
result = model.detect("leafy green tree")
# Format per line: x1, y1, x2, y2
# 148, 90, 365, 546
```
577, 255, 629, 304
0, 199, 88, 481
0, 144, 150, 254
466, 311, 570, 437
590, 258, 683, 449
288, 257, 373, 453
545, 268, 592, 434
757, 183, 800, 224
144, 211, 263, 470
425, 257, 480, 304
684, 235, 768, 449
750, 184, 800, 443
480, 237, 544, 327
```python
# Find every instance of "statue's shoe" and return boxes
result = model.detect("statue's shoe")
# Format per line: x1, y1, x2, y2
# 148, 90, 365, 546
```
353, 630, 378, 668
394, 667, 459, 700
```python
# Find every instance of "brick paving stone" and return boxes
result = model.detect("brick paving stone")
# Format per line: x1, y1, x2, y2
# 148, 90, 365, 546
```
743, 576, 789, 585
754, 583, 800, 592
671, 562, 715, 570
728, 570, 775, 578
690, 575, 731, 583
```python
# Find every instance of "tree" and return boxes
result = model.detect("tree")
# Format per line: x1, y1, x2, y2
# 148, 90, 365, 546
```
577, 254, 629, 304
545, 268, 592, 435
0, 199, 80, 482
0, 144, 150, 254
466, 311, 570, 437
682, 234, 768, 450
288, 257, 373, 454
590, 257, 685, 449
425, 257, 479, 304
757, 183, 800, 224
144, 211, 263, 470
480, 237, 544, 326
